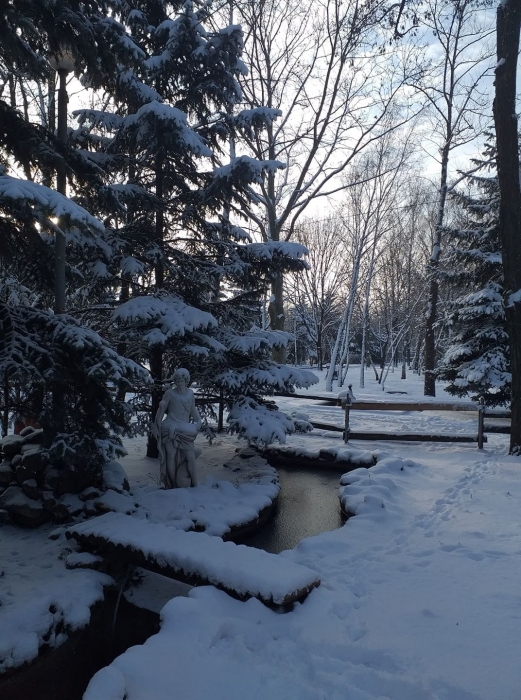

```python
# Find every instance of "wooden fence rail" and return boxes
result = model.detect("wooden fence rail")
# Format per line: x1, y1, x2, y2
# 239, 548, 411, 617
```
340, 391, 512, 449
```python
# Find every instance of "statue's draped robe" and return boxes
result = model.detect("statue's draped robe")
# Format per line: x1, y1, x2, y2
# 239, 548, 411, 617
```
158, 418, 198, 488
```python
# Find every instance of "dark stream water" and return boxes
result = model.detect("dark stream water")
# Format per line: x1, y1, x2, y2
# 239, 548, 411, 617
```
243, 466, 344, 553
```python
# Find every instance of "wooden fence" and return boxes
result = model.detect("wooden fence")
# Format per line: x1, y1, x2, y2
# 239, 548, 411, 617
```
276, 389, 511, 449
198, 389, 511, 448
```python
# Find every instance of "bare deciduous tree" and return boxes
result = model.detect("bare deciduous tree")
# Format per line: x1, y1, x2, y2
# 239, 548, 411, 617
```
286, 217, 347, 370
231, 0, 418, 359
411, 0, 494, 395
325, 128, 416, 391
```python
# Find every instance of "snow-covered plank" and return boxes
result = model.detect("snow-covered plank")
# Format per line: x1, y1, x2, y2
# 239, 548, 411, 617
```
274, 391, 339, 405
348, 431, 485, 443
309, 421, 485, 442
349, 401, 479, 412
311, 421, 344, 432
66, 513, 320, 607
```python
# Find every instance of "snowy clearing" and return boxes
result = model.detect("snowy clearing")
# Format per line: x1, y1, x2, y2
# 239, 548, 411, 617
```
85, 369, 520, 700
2, 368, 520, 700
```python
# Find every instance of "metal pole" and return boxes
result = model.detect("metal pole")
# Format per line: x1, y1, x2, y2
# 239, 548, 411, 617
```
54, 68, 68, 315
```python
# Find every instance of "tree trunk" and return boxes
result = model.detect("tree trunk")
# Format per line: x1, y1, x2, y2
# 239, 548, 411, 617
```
147, 346, 163, 458
116, 277, 130, 403
493, 0, 521, 453
42, 69, 56, 188
412, 332, 423, 373
147, 152, 165, 458
2, 371, 8, 437
424, 140, 449, 396
54, 69, 68, 316
317, 326, 323, 371
424, 275, 438, 394
269, 272, 286, 363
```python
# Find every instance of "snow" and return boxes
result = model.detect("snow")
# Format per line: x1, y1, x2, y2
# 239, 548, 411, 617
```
245, 240, 308, 261
0, 444, 280, 674
213, 156, 285, 184
92, 452, 280, 537
265, 443, 376, 466
235, 107, 282, 129
113, 295, 217, 343
117, 69, 162, 103
0, 525, 111, 673
225, 328, 295, 353
0, 175, 104, 232
65, 552, 104, 569
507, 288, 521, 307
124, 101, 212, 157
73, 109, 124, 132
68, 512, 319, 605
2, 368, 521, 699
217, 363, 318, 392
81, 368, 520, 700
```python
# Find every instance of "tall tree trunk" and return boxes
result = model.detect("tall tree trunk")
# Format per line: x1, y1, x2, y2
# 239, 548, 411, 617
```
326, 256, 361, 391
2, 371, 8, 437
317, 326, 322, 371
412, 332, 423, 373
116, 277, 130, 403
42, 69, 56, 188
54, 69, 68, 315
360, 240, 377, 388
266, 114, 287, 363
147, 152, 165, 458
269, 272, 286, 363
424, 275, 438, 394
494, 0, 521, 454
424, 142, 449, 396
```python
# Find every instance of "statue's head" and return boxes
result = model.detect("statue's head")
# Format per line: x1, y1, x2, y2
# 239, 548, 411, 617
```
172, 368, 190, 388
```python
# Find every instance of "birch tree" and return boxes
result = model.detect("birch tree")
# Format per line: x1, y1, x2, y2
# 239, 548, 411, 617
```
286, 217, 347, 370
412, 0, 494, 395
229, 0, 417, 359
325, 129, 416, 391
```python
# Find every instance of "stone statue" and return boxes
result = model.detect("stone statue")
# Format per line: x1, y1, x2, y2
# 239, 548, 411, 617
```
153, 368, 201, 489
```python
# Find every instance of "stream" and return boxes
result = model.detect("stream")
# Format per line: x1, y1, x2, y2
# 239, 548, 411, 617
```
243, 465, 344, 553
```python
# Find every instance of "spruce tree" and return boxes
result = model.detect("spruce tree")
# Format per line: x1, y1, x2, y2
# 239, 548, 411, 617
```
73, 2, 317, 448
439, 140, 510, 406
0, 2, 153, 500
1, 1, 316, 467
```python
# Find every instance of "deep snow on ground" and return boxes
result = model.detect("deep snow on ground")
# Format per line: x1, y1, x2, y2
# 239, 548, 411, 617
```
85, 440, 521, 700
0, 439, 279, 673
2, 367, 521, 699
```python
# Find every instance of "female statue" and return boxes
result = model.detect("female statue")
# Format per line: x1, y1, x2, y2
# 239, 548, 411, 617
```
152, 368, 201, 488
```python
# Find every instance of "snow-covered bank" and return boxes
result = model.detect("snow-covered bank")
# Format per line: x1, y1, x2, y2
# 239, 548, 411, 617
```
2, 367, 518, 698
0, 525, 112, 674
86, 445, 521, 700
0, 445, 279, 674
98, 450, 280, 538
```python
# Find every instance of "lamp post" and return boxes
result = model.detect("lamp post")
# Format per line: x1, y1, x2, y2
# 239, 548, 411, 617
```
48, 48, 75, 315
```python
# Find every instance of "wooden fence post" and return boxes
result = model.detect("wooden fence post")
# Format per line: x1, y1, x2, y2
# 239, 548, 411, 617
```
343, 392, 351, 443
477, 398, 485, 449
